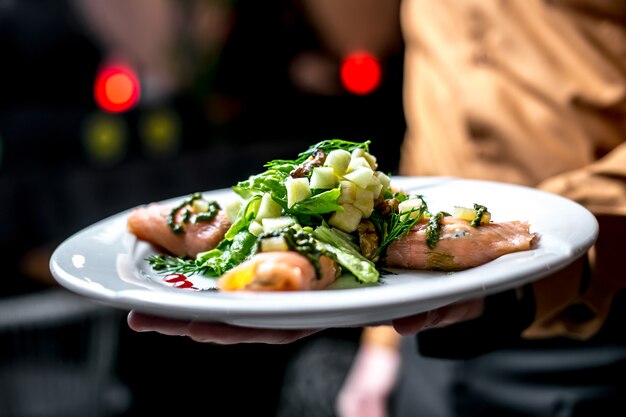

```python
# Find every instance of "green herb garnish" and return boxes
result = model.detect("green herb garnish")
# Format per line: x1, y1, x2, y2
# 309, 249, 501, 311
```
167, 192, 220, 234
470, 204, 489, 227
147, 254, 207, 276
371, 194, 428, 260
265, 139, 370, 169
425, 211, 451, 249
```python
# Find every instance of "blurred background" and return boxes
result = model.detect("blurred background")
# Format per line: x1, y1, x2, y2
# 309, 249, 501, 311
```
0, 0, 405, 415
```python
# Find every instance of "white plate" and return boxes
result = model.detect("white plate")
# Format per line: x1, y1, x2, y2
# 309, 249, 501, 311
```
49, 177, 598, 329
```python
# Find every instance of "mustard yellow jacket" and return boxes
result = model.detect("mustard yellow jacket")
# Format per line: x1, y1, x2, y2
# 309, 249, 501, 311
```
305, 0, 626, 341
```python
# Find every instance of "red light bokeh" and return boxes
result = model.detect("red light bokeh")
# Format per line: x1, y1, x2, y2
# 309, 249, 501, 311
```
340, 52, 381, 95
94, 63, 140, 113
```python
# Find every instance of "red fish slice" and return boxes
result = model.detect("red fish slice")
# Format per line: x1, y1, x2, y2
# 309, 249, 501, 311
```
385, 216, 538, 271
127, 203, 232, 258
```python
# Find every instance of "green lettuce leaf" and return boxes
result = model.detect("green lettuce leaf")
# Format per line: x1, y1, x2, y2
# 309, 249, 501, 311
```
313, 225, 379, 284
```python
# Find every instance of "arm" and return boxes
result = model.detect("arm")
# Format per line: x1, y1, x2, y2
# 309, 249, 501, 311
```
336, 326, 402, 417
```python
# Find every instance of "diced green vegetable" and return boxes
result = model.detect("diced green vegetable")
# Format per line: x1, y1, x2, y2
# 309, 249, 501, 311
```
338, 180, 357, 204
309, 166, 336, 189
354, 187, 375, 218
328, 203, 362, 233
260, 235, 289, 252
454, 205, 491, 225
262, 216, 296, 233
374, 171, 391, 192
223, 198, 243, 223
256, 193, 282, 220
351, 147, 378, 170
192, 198, 209, 213
285, 177, 312, 208
324, 149, 352, 174
343, 167, 374, 189
398, 198, 425, 221
248, 220, 264, 236
347, 156, 372, 173
366, 182, 383, 199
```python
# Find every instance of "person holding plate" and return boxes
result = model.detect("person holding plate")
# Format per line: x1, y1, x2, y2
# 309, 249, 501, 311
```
128, 0, 626, 416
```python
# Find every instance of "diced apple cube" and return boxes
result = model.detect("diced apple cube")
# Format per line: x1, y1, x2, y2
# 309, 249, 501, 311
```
374, 171, 391, 192
351, 147, 365, 158
366, 182, 383, 199
324, 149, 351, 175
309, 166, 336, 189
248, 220, 264, 236
223, 197, 243, 223
285, 177, 312, 208
343, 167, 374, 189
453, 206, 474, 221
260, 236, 289, 252
262, 216, 295, 233
346, 156, 371, 173
365, 175, 383, 198
398, 198, 424, 221
354, 187, 375, 218
364, 153, 377, 170
453, 206, 491, 224
328, 204, 362, 233
338, 180, 356, 204
351, 148, 377, 169
256, 193, 282, 220
192, 198, 209, 213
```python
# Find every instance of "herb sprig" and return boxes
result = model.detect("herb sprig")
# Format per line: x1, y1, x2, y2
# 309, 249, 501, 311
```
371, 194, 429, 260
147, 254, 208, 276
265, 139, 370, 169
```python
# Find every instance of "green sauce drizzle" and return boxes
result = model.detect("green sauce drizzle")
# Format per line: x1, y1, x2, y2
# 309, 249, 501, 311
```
470, 204, 488, 227
167, 192, 221, 234
260, 226, 328, 279
426, 211, 450, 249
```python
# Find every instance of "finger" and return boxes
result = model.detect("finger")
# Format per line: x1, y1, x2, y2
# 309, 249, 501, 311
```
392, 298, 485, 335
127, 311, 193, 336
391, 311, 429, 335
186, 320, 321, 344
127, 311, 320, 344
434, 298, 484, 327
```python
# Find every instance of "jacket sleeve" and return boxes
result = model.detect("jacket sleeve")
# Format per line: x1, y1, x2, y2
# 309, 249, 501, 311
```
417, 146, 626, 357
525, 143, 626, 340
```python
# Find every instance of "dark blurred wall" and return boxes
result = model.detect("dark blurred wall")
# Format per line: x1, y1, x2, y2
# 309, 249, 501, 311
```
0, 1, 405, 416
0, 0, 102, 295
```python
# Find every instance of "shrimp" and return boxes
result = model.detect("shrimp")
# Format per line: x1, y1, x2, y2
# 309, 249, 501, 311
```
217, 251, 340, 291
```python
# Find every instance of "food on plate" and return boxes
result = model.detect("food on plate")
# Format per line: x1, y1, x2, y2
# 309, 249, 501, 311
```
217, 251, 340, 291
127, 193, 232, 258
385, 216, 536, 271
127, 140, 538, 291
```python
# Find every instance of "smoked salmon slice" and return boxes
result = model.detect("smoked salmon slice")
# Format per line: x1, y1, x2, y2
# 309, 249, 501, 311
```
385, 216, 537, 271
127, 202, 231, 258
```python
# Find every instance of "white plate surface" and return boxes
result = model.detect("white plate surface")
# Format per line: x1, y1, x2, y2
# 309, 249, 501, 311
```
50, 177, 598, 329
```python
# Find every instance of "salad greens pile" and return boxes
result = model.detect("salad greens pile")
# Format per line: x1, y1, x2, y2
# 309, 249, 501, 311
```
148, 139, 428, 285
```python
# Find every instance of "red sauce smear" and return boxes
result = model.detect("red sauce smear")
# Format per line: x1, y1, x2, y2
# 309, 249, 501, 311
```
163, 273, 198, 290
